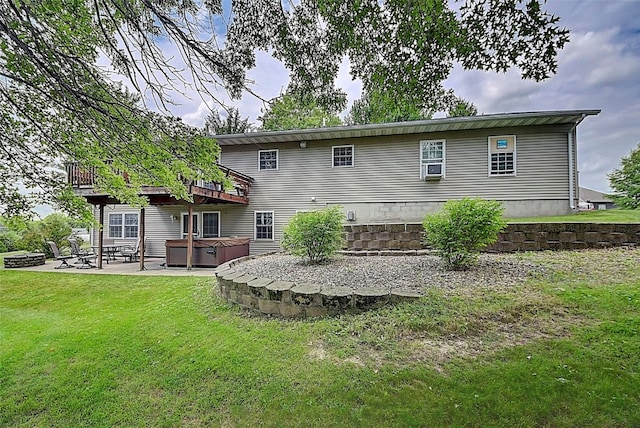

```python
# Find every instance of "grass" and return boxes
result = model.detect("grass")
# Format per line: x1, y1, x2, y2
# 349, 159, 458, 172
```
1, 248, 640, 426
508, 209, 640, 223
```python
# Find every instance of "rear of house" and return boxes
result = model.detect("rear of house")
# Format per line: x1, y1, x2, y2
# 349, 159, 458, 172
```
80, 110, 599, 258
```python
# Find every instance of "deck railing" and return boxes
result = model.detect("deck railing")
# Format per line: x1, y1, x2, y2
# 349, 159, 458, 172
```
65, 162, 253, 199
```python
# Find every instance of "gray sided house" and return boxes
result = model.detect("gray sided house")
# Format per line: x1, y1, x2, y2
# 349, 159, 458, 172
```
71, 110, 599, 261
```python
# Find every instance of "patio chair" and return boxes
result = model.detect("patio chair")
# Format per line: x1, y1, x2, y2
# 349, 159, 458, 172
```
69, 239, 97, 269
47, 241, 74, 269
121, 238, 145, 263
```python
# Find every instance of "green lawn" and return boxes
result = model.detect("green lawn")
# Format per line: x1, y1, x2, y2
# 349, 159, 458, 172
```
1, 248, 640, 426
508, 209, 640, 223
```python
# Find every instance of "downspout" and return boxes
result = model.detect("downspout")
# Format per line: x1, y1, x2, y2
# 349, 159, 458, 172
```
568, 114, 587, 210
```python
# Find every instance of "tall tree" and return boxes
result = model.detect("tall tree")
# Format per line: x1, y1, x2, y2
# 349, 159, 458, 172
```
0, 0, 569, 217
448, 98, 479, 117
608, 144, 640, 209
259, 93, 342, 131
205, 108, 253, 135
344, 89, 433, 125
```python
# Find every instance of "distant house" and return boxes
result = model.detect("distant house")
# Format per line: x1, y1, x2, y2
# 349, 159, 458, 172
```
579, 187, 616, 210
69, 110, 599, 259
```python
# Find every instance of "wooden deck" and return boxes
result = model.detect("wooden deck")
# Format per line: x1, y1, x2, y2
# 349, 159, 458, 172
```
66, 163, 253, 205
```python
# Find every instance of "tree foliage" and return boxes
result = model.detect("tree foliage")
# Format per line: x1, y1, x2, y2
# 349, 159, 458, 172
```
344, 89, 433, 125
1, 213, 76, 256
448, 98, 479, 117
1, 0, 569, 217
204, 108, 253, 135
608, 143, 640, 209
282, 206, 345, 264
423, 198, 507, 270
259, 93, 342, 131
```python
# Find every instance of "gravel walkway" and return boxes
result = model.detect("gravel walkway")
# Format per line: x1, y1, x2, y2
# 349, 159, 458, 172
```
234, 253, 541, 292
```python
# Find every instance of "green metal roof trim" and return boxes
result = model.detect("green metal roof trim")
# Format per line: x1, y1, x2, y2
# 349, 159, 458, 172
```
214, 110, 601, 146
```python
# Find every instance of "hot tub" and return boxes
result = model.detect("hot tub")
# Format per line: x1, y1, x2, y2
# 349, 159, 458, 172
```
165, 238, 250, 267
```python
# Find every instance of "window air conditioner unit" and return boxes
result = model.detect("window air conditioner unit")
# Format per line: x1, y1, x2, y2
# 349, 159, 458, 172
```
422, 163, 443, 180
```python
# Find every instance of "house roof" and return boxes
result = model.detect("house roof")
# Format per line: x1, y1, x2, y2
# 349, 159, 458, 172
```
579, 187, 613, 203
214, 109, 601, 146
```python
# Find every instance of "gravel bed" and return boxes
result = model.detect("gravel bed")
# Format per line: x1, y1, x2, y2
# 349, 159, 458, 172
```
234, 253, 541, 292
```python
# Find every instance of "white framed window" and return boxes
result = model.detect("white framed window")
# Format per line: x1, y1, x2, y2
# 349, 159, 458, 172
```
202, 211, 220, 238
420, 140, 445, 179
488, 135, 516, 176
332, 145, 354, 167
258, 149, 278, 170
254, 211, 274, 240
108, 213, 139, 239
181, 212, 200, 238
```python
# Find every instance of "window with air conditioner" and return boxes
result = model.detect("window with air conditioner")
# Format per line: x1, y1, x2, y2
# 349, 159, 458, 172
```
488, 135, 516, 176
420, 140, 445, 180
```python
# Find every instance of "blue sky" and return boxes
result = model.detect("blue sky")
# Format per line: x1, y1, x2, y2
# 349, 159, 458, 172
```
175, 0, 640, 194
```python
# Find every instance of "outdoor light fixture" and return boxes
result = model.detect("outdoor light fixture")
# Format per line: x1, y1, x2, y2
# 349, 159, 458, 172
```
310, 196, 316, 202
299, 141, 307, 148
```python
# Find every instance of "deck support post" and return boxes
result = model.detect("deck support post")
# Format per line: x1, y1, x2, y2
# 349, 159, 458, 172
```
139, 207, 146, 271
187, 204, 193, 270
98, 204, 104, 269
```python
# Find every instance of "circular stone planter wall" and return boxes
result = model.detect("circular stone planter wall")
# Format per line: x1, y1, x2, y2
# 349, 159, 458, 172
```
214, 254, 422, 318
4, 253, 46, 268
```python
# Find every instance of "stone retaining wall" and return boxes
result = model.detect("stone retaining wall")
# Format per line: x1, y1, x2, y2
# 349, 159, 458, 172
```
487, 223, 640, 252
214, 255, 422, 318
4, 253, 46, 268
344, 223, 640, 252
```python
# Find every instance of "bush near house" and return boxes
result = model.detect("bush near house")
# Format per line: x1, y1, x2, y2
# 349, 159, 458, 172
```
282, 206, 345, 263
423, 198, 507, 270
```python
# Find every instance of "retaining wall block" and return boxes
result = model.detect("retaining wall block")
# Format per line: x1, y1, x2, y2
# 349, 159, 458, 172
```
512, 232, 526, 243
387, 224, 406, 233
352, 240, 364, 250
597, 241, 613, 248
258, 299, 281, 315
247, 277, 273, 299
378, 232, 391, 241
569, 223, 588, 233
241, 294, 259, 310
407, 241, 424, 250
609, 232, 627, 244
279, 303, 304, 318
351, 225, 367, 233
354, 287, 390, 310
369, 240, 384, 249
584, 232, 601, 243
405, 224, 423, 232
232, 274, 257, 295
291, 283, 323, 306
367, 224, 386, 233
228, 289, 242, 304
518, 223, 541, 233
559, 232, 577, 243
321, 286, 354, 312
266, 281, 295, 303
571, 241, 588, 250
387, 240, 401, 249
521, 241, 540, 251
390, 289, 423, 304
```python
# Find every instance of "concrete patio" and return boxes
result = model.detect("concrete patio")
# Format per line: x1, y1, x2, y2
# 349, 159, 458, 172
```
4, 256, 219, 276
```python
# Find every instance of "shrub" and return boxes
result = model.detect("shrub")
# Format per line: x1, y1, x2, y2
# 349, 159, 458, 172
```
0, 231, 20, 252
423, 198, 507, 270
282, 206, 345, 263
